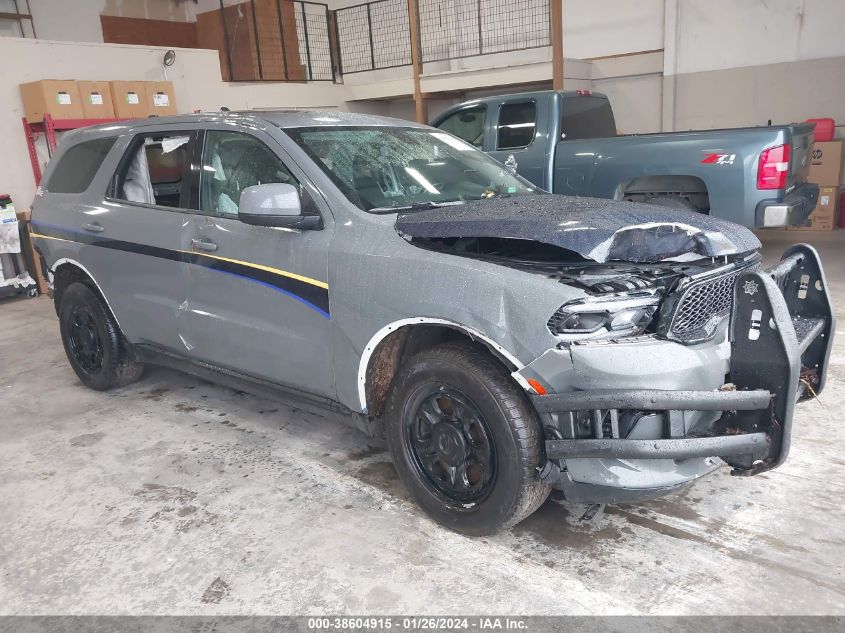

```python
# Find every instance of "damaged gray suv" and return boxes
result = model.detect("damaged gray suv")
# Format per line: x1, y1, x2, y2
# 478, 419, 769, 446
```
31, 111, 834, 535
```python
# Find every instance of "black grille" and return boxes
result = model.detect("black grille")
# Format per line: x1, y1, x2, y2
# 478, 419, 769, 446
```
665, 263, 760, 343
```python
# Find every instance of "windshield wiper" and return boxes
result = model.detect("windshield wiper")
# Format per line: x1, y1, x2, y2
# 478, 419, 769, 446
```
368, 200, 464, 214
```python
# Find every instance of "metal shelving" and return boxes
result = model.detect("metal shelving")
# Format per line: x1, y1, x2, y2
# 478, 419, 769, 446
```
21, 114, 126, 185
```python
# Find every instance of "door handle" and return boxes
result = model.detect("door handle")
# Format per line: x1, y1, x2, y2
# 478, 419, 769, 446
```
82, 222, 104, 233
191, 238, 218, 252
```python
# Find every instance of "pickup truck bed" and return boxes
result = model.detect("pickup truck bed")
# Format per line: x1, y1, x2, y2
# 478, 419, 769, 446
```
432, 90, 819, 228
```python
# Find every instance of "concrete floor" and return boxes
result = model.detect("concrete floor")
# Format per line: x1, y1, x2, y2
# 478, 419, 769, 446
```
1, 230, 844, 616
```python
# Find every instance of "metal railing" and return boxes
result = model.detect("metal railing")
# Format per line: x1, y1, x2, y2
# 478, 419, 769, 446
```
219, 0, 336, 82
334, 0, 551, 74
336, 0, 412, 74
419, 0, 551, 63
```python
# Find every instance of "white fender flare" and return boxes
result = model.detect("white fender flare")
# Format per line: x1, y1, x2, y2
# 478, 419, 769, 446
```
51, 258, 124, 331
356, 317, 534, 412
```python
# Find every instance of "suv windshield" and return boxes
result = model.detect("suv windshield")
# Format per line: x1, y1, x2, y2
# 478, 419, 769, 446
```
284, 126, 537, 212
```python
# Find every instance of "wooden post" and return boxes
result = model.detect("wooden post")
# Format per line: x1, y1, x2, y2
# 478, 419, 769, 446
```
407, 0, 427, 123
551, 0, 563, 90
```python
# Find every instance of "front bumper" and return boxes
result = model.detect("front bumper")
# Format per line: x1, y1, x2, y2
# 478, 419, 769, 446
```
756, 183, 820, 227
530, 244, 834, 497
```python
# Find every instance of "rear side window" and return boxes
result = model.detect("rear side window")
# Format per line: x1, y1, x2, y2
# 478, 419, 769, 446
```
561, 97, 616, 140
437, 106, 486, 147
112, 132, 194, 208
46, 137, 116, 194
497, 102, 536, 150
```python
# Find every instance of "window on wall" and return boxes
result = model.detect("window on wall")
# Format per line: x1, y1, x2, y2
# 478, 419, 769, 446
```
497, 101, 537, 150
0, 0, 36, 38
199, 131, 304, 216
436, 106, 486, 148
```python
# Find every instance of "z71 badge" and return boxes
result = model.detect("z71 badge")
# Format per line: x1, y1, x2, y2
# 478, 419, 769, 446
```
701, 153, 737, 165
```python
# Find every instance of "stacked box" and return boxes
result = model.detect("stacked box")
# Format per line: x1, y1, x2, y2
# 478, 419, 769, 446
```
790, 140, 843, 231
109, 81, 150, 119
144, 81, 177, 116
77, 81, 116, 119
20, 80, 84, 122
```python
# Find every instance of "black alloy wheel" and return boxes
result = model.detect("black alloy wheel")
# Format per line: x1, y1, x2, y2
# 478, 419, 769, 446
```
59, 282, 144, 391
67, 305, 104, 373
385, 342, 550, 535
404, 389, 497, 507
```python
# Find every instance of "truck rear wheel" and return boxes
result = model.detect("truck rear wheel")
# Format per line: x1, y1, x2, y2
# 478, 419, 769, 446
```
59, 282, 144, 391
384, 343, 550, 535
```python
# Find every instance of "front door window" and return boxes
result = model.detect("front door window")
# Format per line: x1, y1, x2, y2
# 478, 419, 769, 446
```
199, 131, 303, 216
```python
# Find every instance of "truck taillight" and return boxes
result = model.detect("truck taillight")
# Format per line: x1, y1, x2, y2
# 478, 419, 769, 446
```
757, 144, 790, 190
575, 89, 593, 96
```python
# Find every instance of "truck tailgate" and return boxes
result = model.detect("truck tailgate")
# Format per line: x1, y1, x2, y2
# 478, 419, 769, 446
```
789, 122, 815, 187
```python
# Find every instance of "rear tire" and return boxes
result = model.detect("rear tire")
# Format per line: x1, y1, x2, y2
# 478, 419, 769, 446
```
384, 343, 550, 535
59, 282, 144, 391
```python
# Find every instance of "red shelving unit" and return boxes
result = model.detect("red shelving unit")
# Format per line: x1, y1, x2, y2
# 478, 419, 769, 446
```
22, 113, 126, 185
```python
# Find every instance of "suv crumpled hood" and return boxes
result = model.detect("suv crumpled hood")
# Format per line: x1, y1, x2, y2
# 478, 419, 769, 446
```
395, 195, 761, 263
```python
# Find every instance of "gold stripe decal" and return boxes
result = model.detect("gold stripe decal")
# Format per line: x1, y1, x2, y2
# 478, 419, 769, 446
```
30, 232, 74, 243
177, 250, 329, 290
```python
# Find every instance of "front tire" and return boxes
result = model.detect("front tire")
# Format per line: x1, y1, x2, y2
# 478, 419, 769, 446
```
59, 282, 144, 391
384, 343, 550, 535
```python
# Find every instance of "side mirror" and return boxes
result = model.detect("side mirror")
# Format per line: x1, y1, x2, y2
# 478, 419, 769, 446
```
238, 183, 322, 230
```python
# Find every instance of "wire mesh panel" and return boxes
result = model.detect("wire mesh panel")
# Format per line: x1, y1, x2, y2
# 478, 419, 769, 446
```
370, 0, 412, 69
296, 2, 335, 80
337, 4, 372, 73
336, 0, 411, 74
418, 0, 550, 63
419, 0, 480, 62
480, 0, 549, 54
217, 0, 335, 81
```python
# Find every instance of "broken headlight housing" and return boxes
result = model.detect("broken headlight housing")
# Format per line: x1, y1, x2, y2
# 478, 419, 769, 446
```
548, 294, 660, 338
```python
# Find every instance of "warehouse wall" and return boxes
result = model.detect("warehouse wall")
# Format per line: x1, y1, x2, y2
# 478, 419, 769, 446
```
664, 0, 845, 133
27, 0, 194, 43
0, 38, 344, 209
563, 0, 663, 59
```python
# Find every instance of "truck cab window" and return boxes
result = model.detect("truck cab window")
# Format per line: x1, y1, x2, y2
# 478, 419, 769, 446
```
437, 106, 486, 147
497, 102, 536, 150
561, 97, 617, 140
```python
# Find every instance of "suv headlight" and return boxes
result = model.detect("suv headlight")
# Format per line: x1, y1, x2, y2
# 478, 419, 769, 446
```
548, 295, 660, 337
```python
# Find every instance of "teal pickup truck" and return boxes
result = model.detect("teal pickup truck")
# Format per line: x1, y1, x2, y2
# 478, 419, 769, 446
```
431, 90, 819, 228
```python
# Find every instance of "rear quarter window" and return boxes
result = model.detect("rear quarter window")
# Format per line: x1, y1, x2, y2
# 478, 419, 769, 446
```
46, 137, 116, 194
561, 97, 616, 140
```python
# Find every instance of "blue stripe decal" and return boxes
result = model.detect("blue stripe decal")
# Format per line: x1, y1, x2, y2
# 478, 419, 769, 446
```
211, 268, 331, 319
32, 221, 331, 318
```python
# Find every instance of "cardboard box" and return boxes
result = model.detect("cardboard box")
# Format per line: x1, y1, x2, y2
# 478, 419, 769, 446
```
109, 81, 149, 119
15, 210, 48, 295
144, 81, 177, 116
808, 140, 843, 187
77, 81, 115, 119
20, 80, 84, 122
789, 186, 839, 231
